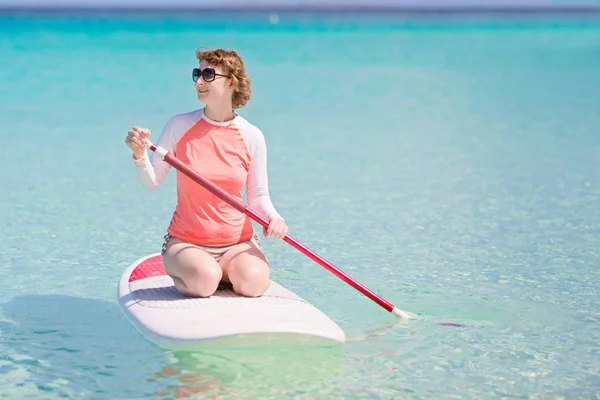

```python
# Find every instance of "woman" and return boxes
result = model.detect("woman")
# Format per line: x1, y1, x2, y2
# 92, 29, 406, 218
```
124, 48, 288, 298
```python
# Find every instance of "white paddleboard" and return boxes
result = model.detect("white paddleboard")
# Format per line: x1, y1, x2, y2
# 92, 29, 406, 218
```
117, 253, 346, 350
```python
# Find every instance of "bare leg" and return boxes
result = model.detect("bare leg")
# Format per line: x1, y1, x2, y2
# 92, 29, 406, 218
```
162, 238, 222, 298
219, 238, 270, 297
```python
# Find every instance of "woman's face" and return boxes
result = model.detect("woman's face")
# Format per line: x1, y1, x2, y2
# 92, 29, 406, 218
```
194, 60, 233, 106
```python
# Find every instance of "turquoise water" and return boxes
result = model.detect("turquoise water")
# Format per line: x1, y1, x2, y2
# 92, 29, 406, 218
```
1, 11, 599, 399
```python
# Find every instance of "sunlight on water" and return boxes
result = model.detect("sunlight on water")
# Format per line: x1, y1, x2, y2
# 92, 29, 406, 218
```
1, 12, 599, 400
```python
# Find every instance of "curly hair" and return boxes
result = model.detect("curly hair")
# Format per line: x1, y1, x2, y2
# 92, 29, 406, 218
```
195, 47, 251, 109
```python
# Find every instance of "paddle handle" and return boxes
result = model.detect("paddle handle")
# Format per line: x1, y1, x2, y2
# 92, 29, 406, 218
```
147, 142, 416, 319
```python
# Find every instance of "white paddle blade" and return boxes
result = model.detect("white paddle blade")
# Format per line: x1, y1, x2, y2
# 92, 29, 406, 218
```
392, 307, 419, 319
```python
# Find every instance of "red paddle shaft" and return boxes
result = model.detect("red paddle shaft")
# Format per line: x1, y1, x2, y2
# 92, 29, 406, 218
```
147, 142, 416, 319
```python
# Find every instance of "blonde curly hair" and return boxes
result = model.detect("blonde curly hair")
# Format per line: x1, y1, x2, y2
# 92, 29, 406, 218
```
195, 48, 251, 109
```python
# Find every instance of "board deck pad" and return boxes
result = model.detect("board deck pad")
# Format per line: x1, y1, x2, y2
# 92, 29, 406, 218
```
118, 253, 346, 350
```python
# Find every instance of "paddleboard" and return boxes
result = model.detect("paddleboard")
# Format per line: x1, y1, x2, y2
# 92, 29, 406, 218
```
117, 253, 346, 350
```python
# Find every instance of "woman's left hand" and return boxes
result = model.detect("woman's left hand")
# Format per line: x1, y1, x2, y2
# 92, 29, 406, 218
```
263, 217, 288, 239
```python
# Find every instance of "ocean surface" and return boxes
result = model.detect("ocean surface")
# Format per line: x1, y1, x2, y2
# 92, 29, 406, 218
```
1, 10, 599, 400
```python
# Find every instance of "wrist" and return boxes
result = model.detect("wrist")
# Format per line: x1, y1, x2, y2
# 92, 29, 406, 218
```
132, 151, 147, 165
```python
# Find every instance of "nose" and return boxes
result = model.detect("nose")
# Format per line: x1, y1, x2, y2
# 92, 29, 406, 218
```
195, 77, 206, 87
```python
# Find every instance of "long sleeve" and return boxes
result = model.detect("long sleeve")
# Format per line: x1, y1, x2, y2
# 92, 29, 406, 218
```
132, 110, 201, 190
133, 125, 173, 190
244, 124, 282, 222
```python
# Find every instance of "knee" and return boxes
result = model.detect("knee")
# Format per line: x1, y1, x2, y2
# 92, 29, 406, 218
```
232, 265, 270, 297
184, 266, 222, 298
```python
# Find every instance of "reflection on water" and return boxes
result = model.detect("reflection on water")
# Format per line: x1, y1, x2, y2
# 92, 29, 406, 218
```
148, 346, 345, 399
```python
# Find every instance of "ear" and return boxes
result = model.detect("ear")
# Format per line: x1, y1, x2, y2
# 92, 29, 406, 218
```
228, 76, 237, 90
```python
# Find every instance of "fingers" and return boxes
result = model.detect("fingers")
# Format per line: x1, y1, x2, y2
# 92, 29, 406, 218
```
133, 127, 150, 139
125, 127, 150, 150
125, 132, 143, 148
266, 217, 288, 239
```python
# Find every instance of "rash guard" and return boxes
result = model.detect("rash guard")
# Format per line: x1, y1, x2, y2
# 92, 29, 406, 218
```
133, 108, 281, 246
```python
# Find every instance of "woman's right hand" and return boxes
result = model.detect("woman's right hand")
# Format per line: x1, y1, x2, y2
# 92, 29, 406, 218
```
125, 126, 151, 158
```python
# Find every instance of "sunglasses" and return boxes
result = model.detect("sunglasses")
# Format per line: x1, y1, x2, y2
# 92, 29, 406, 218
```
192, 67, 229, 83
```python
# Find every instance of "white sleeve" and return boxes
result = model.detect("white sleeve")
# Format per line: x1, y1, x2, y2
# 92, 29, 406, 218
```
133, 117, 177, 190
244, 126, 282, 221
132, 110, 202, 189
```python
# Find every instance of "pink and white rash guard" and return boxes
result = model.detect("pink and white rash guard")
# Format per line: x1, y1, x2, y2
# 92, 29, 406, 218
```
133, 108, 281, 246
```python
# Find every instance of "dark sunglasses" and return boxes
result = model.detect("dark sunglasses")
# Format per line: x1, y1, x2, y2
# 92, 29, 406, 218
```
192, 67, 229, 83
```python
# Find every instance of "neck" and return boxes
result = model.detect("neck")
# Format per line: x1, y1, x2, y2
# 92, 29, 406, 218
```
204, 102, 235, 122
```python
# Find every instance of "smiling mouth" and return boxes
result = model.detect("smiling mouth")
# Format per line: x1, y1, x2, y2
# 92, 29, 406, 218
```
198, 90, 208, 94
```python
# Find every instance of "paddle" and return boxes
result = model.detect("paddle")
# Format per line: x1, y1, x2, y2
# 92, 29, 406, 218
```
146, 141, 418, 320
